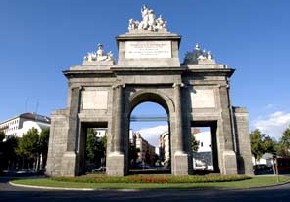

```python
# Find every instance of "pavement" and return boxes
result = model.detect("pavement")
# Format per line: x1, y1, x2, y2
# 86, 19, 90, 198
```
1, 173, 290, 202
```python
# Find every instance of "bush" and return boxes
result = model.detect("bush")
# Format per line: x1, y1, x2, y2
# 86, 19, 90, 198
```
51, 174, 251, 184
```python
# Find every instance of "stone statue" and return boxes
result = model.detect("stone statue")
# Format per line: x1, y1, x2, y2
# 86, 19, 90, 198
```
96, 43, 106, 61
83, 43, 114, 64
106, 51, 114, 61
156, 15, 166, 30
141, 5, 149, 25
128, 5, 167, 32
207, 51, 213, 60
128, 18, 139, 30
183, 43, 215, 64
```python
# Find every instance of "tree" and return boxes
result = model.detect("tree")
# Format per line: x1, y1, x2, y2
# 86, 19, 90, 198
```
191, 134, 200, 153
4, 136, 19, 170
86, 129, 97, 163
0, 131, 5, 142
17, 128, 40, 170
85, 129, 107, 169
39, 128, 50, 170
277, 125, 290, 157
250, 129, 278, 163
262, 135, 276, 154
250, 129, 265, 163
0, 131, 5, 173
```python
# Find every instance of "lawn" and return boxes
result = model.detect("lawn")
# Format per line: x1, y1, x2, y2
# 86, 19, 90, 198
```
11, 175, 289, 190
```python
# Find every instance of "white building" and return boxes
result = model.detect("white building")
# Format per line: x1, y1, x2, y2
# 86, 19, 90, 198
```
0, 112, 51, 138
252, 153, 274, 167
193, 130, 213, 170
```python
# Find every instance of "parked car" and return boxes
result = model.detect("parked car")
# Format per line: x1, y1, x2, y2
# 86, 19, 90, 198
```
253, 164, 273, 175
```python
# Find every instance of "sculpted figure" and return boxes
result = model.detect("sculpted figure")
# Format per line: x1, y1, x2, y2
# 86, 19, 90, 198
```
84, 52, 96, 62
128, 5, 167, 32
156, 15, 166, 30
147, 8, 156, 30
128, 18, 138, 30
83, 43, 114, 63
207, 51, 213, 60
96, 43, 104, 57
141, 5, 149, 27
106, 51, 114, 61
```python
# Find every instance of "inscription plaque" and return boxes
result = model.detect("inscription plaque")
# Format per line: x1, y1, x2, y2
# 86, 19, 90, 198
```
125, 41, 171, 58
82, 91, 108, 109
191, 89, 215, 108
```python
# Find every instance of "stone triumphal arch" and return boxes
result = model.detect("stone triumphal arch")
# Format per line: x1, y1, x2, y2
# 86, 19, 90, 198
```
46, 6, 253, 176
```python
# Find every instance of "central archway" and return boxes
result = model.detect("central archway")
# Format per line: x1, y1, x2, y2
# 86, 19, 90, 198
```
126, 91, 173, 174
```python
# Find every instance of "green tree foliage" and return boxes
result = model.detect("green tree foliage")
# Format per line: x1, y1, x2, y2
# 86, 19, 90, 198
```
0, 135, 19, 171
86, 129, 97, 162
39, 128, 50, 169
262, 135, 276, 154
17, 128, 39, 159
250, 129, 277, 162
250, 130, 264, 162
86, 129, 107, 168
0, 131, 5, 142
191, 134, 200, 153
276, 125, 290, 157
17, 128, 40, 170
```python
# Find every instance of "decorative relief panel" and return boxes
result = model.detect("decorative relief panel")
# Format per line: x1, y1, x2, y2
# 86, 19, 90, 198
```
82, 90, 108, 109
191, 89, 216, 108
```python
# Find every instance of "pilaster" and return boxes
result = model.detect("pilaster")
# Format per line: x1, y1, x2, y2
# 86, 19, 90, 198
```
173, 83, 189, 175
107, 84, 125, 176
219, 84, 237, 174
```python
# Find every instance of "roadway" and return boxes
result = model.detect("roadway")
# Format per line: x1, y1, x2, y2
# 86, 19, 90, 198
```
1, 176, 290, 202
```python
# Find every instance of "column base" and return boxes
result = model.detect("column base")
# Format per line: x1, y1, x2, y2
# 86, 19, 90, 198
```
173, 152, 189, 175
106, 152, 125, 176
60, 151, 77, 176
222, 150, 238, 174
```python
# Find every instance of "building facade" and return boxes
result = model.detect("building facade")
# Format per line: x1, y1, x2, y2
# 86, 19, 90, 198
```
192, 130, 213, 170
132, 133, 156, 166
0, 112, 51, 138
159, 132, 170, 166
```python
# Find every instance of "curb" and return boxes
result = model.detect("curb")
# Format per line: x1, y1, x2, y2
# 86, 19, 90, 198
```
9, 181, 95, 191
9, 181, 138, 192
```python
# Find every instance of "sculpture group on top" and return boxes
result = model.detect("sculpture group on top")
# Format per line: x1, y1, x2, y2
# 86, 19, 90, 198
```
128, 5, 167, 32
83, 43, 114, 64
183, 44, 215, 65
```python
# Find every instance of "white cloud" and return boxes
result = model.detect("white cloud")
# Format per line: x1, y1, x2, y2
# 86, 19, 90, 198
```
253, 111, 290, 140
136, 125, 168, 147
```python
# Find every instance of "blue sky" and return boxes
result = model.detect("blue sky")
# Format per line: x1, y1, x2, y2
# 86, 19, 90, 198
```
1, 0, 290, 141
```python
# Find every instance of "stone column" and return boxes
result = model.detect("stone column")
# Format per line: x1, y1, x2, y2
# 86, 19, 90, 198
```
114, 85, 123, 153
173, 83, 184, 153
233, 107, 253, 175
107, 84, 125, 176
219, 84, 237, 174
67, 87, 82, 151
173, 83, 189, 175
61, 86, 82, 176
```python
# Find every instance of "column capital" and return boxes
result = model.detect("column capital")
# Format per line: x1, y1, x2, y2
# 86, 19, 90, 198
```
172, 82, 184, 88
112, 84, 125, 89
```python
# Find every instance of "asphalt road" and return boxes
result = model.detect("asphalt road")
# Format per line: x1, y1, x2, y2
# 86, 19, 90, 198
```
1, 176, 290, 202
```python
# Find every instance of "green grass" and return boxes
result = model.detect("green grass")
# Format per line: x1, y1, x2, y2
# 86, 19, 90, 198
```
11, 175, 289, 190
